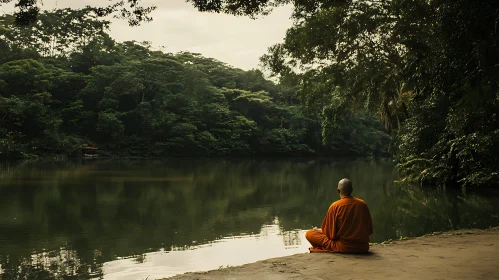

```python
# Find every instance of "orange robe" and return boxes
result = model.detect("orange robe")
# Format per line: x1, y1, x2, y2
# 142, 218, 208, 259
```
306, 196, 373, 253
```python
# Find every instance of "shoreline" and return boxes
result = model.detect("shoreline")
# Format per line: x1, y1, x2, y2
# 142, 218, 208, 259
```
164, 227, 499, 280
0, 155, 393, 161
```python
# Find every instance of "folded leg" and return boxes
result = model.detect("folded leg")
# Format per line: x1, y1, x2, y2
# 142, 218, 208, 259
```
305, 230, 333, 253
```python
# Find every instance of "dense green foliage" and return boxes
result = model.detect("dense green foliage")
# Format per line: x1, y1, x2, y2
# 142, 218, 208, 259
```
0, 0, 156, 26
5, 0, 495, 188
190, 0, 499, 188
0, 9, 389, 158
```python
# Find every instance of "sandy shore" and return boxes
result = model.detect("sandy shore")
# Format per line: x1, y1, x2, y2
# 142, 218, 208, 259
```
164, 227, 499, 280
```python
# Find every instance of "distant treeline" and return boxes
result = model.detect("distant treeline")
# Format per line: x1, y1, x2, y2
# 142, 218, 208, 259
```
0, 9, 389, 159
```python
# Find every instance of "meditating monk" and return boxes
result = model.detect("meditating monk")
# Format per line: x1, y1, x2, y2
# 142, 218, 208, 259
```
306, 178, 373, 253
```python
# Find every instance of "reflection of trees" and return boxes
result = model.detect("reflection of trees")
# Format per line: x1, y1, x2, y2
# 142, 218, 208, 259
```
0, 249, 104, 280
371, 183, 499, 240
281, 230, 302, 248
0, 159, 498, 279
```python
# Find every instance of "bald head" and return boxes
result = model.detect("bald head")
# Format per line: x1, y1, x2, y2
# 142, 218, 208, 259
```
338, 178, 353, 196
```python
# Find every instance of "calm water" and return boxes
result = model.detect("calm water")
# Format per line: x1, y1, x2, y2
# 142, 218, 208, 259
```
0, 159, 498, 279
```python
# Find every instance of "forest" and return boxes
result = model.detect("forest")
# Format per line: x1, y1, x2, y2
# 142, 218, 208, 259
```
188, 0, 499, 189
1, 0, 498, 188
0, 8, 389, 160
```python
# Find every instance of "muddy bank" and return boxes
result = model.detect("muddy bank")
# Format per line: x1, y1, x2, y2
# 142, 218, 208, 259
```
164, 228, 499, 280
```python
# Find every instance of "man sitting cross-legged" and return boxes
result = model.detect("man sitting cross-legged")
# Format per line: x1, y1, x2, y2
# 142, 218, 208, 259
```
306, 178, 373, 253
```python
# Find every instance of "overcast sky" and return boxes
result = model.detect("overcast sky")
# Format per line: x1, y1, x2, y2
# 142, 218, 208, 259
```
0, 0, 293, 70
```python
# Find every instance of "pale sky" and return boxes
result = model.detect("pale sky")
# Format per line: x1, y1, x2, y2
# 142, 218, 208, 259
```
0, 0, 293, 70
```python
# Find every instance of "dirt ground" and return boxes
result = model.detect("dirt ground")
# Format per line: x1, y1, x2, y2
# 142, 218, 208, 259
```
165, 228, 499, 280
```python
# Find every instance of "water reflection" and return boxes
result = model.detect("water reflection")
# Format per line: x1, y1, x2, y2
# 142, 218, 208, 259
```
104, 221, 309, 280
0, 159, 498, 279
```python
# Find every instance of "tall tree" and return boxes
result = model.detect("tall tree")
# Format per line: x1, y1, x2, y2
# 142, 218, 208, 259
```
0, 0, 156, 26
0, 9, 113, 57
184, 0, 499, 188
0, 7, 390, 159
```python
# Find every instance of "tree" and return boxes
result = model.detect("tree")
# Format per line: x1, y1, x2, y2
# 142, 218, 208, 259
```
189, 0, 498, 188
187, 0, 287, 16
0, 9, 113, 57
0, 7, 390, 159
0, 59, 66, 156
0, 0, 156, 26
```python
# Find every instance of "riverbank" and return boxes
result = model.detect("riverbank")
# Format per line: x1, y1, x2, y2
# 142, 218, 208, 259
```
165, 227, 499, 280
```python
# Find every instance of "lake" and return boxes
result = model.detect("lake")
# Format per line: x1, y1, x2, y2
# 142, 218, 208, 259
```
1, 159, 498, 279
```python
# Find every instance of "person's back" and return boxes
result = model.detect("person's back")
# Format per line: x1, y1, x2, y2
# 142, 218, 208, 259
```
305, 178, 373, 253
328, 196, 372, 252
